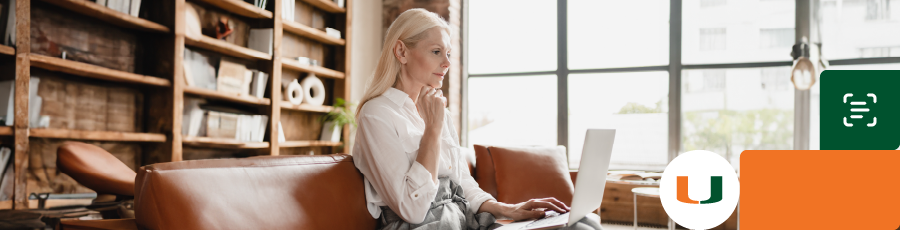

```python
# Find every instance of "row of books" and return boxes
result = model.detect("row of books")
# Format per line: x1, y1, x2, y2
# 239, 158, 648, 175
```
183, 98, 268, 142
184, 48, 269, 99
95, 0, 142, 17
0, 77, 48, 128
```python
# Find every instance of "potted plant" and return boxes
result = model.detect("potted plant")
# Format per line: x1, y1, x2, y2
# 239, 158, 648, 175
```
319, 98, 356, 142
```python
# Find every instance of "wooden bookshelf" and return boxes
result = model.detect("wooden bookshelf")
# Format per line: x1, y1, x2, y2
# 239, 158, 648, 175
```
0, 45, 14, 56
2, 0, 353, 210
299, 0, 346, 14
280, 140, 341, 148
184, 35, 272, 61
282, 20, 345, 46
183, 136, 269, 149
29, 54, 171, 87
281, 57, 345, 79
281, 103, 333, 113
30, 129, 167, 142
0, 126, 11, 136
39, 0, 170, 33
191, 0, 273, 19
184, 86, 271, 105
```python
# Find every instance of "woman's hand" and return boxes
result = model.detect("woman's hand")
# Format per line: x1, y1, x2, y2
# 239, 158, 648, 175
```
416, 86, 446, 130
479, 198, 571, 221
502, 198, 570, 221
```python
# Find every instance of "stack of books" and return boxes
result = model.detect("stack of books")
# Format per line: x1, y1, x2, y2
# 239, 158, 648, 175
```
183, 50, 269, 99
183, 99, 268, 142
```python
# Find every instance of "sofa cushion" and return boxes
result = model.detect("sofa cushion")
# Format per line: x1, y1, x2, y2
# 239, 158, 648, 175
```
473, 145, 498, 198
474, 145, 575, 206
134, 154, 376, 230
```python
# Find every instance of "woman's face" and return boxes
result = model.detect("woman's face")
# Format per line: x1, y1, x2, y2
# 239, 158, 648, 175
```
399, 28, 451, 89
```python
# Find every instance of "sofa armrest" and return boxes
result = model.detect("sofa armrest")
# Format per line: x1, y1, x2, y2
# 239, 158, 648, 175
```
57, 219, 138, 230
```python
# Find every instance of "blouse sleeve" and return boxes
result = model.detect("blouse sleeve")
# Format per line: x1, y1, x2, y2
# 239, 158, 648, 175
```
444, 109, 496, 214
353, 112, 439, 224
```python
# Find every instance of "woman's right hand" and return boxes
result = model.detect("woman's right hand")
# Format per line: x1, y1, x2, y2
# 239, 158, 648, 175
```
416, 86, 446, 130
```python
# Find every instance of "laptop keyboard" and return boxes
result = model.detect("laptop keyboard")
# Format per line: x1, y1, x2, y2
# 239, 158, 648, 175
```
522, 211, 566, 229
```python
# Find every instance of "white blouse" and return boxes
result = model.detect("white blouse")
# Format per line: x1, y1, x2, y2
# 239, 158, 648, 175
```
352, 87, 495, 224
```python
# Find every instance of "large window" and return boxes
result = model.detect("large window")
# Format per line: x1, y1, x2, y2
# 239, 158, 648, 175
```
465, 0, 900, 170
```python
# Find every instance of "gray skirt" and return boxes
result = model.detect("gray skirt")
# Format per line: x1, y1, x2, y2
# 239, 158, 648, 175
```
377, 177, 602, 230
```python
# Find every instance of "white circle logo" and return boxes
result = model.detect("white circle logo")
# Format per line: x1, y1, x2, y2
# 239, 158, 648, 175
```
660, 150, 740, 229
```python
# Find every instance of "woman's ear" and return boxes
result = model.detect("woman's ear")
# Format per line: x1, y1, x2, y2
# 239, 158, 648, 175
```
394, 40, 408, 64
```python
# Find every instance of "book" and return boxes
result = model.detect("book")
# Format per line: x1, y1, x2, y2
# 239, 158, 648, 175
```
183, 48, 218, 90
243, 70, 253, 95
0, 147, 11, 181
608, 172, 662, 181
106, 0, 130, 14
282, 0, 294, 22
248, 28, 273, 56
182, 98, 206, 136
0, 147, 12, 201
4, 0, 15, 46
0, 80, 13, 126
129, 0, 141, 17
249, 71, 268, 99
216, 58, 248, 95
183, 61, 195, 87
206, 111, 238, 139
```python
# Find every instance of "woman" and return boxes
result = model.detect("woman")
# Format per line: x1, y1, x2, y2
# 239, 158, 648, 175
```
353, 9, 602, 230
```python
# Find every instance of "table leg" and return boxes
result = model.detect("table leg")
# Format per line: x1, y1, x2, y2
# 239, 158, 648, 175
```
633, 193, 637, 230
737, 201, 740, 230
668, 217, 674, 230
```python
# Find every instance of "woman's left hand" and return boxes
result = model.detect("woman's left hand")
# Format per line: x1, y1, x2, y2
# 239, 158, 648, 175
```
501, 198, 571, 221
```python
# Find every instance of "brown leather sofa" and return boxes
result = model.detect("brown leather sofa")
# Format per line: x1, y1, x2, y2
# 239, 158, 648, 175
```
57, 144, 580, 230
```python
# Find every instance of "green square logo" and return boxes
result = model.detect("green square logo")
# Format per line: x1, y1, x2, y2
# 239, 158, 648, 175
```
821, 70, 900, 150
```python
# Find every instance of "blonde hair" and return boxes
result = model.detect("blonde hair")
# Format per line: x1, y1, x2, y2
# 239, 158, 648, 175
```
357, 8, 451, 117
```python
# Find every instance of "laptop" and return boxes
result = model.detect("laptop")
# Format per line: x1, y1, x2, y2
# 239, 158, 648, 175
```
495, 129, 616, 230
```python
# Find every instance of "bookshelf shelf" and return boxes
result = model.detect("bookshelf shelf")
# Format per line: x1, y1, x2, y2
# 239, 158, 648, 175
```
185, 36, 272, 61
191, 0, 273, 19
281, 58, 345, 79
282, 21, 345, 46
0, 45, 14, 56
280, 103, 333, 113
0, 126, 11, 136
39, 0, 171, 33
29, 129, 167, 142
280, 140, 341, 148
29, 54, 171, 87
184, 86, 272, 106
183, 136, 269, 149
298, 0, 346, 14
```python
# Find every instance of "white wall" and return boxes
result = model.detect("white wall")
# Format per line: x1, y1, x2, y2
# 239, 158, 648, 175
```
348, 0, 383, 150
350, 0, 382, 108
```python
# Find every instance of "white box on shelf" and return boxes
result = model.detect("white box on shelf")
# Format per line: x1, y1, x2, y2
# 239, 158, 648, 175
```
248, 28, 274, 56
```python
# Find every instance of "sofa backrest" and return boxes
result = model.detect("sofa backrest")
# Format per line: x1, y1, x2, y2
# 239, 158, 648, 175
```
134, 154, 376, 230
473, 145, 576, 206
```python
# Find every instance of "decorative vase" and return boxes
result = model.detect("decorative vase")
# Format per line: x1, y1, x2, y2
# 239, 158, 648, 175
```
320, 121, 341, 142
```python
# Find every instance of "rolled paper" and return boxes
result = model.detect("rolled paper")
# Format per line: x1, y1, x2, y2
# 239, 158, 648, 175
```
285, 79, 303, 105
301, 74, 326, 106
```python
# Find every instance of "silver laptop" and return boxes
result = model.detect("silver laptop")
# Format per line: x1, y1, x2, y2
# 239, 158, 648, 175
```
496, 129, 616, 230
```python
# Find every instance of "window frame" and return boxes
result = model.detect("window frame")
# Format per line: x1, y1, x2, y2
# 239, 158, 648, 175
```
461, 0, 900, 164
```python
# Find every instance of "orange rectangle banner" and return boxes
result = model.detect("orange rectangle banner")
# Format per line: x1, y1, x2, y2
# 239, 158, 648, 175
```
741, 150, 900, 229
